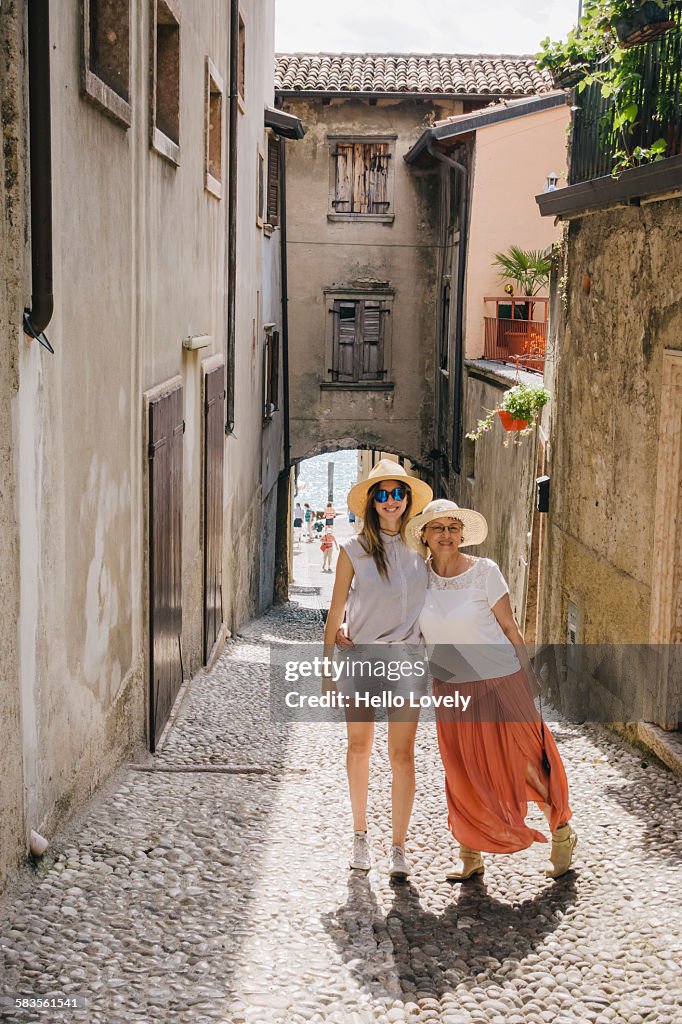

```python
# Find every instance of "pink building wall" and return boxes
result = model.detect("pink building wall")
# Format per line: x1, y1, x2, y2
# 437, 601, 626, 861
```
464, 101, 570, 359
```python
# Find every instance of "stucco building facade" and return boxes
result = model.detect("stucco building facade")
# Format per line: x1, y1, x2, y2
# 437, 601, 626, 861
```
277, 53, 554, 476
0, 0, 298, 889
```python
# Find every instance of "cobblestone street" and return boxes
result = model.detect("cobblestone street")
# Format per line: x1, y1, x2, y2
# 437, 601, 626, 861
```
1, 543, 681, 1024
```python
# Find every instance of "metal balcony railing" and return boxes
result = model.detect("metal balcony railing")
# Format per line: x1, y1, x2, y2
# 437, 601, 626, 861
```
570, 3, 682, 184
483, 317, 547, 373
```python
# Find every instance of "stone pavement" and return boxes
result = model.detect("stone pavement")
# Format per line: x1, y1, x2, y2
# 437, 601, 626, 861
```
1, 590, 682, 1024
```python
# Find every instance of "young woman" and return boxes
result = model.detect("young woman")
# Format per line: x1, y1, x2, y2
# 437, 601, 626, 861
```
406, 499, 577, 881
323, 460, 432, 880
320, 527, 339, 572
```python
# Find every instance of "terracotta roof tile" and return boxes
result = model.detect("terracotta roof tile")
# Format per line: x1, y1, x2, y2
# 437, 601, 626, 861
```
275, 52, 551, 97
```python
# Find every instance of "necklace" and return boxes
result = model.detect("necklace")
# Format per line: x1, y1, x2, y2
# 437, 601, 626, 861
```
432, 551, 470, 578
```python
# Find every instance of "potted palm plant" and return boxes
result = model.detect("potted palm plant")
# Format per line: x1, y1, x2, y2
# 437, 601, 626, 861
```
492, 246, 551, 297
466, 383, 551, 446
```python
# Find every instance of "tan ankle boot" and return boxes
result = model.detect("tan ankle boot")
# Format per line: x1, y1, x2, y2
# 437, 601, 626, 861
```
545, 824, 577, 878
446, 845, 485, 882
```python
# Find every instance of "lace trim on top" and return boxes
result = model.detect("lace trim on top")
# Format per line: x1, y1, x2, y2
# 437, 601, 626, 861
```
426, 557, 490, 591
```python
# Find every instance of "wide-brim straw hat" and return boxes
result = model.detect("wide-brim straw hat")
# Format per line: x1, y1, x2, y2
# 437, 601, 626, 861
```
347, 459, 433, 518
406, 498, 488, 556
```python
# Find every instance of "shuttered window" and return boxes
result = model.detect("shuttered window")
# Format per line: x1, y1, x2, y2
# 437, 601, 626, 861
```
263, 328, 280, 417
267, 135, 280, 226
332, 142, 391, 215
331, 300, 386, 382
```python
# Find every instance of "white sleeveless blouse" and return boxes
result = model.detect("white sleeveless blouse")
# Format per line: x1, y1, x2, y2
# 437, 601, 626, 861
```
341, 533, 427, 644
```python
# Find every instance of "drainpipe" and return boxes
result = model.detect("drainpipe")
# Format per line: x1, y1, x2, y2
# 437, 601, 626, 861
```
23, 0, 54, 354
225, 0, 239, 433
279, 137, 291, 475
426, 137, 468, 475
273, 136, 292, 604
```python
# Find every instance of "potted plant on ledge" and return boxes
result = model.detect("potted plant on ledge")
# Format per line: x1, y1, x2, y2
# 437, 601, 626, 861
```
466, 383, 551, 447
612, 0, 674, 47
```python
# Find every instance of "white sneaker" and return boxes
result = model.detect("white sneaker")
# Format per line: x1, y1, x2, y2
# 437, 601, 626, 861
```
349, 831, 371, 871
389, 845, 411, 880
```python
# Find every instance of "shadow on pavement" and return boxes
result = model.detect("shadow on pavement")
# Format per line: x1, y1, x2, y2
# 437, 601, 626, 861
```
323, 871, 579, 1005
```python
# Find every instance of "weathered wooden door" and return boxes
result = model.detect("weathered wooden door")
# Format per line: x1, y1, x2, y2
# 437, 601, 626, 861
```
203, 362, 225, 664
148, 382, 184, 752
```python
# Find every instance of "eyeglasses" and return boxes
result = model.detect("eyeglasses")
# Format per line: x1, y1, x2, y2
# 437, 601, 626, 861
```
426, 523, 462, 534
374, 486, 408, 503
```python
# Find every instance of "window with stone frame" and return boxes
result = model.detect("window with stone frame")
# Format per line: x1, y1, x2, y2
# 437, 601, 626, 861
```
205, 58, 224, 198
81, 0, 131, 126
150, 0, 181, 165
330, 140, 393, 217
331, 299, 387, 382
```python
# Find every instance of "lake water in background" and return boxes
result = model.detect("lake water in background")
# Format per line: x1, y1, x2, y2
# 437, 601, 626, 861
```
294, 450, 359, 513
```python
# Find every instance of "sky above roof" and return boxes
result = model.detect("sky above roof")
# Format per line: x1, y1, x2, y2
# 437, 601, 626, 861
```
276, 0, 580, 56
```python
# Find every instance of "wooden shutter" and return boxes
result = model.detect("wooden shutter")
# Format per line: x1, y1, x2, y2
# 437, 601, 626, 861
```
333, 144, 353, 212
148, 381, 184, 752
353, 143, 371, 213
333, 301, 357, 381
368, 144, 390, 213
267, 135, 280, 226
271, 330, 280, 411
360, 301, 384, 380
203, 364, 225, 664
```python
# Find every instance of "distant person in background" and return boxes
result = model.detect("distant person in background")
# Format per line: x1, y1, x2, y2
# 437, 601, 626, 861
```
348, 508, 357, 532
325, 502, 337, 529
320, 528, 339, 572
314, 512, 325, 540
293, 502, 304, 545
304, 503, 314, 542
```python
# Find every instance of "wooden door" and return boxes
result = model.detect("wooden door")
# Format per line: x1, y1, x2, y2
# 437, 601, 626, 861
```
203, 362, 225, 664
148, 381, 184, 751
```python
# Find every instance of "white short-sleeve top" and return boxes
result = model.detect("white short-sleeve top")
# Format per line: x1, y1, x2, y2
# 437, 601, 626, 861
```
341, 533, 427, 644
419, 557, 521, 682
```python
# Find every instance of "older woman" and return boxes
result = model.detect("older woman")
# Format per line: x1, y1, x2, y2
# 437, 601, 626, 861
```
407, 499, 577, 881
324, 460, 432, 880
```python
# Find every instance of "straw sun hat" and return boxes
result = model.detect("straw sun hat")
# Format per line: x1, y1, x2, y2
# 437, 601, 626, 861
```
406, 498, 488, 556
346, 459, 433, 518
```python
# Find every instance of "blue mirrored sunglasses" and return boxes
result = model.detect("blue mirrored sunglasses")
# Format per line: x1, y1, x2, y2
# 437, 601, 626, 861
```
374, 486, 408, 503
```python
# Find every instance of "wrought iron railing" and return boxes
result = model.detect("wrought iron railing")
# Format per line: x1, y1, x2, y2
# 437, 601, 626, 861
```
570, 2, 682, 184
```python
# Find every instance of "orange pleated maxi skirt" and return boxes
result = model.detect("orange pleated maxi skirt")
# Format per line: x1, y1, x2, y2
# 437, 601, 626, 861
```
434, 668, 572, 854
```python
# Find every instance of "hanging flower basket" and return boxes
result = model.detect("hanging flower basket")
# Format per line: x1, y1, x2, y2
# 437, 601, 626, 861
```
551, 65, 588, 89
613, 2, 675, 47
497, 409, 529, 431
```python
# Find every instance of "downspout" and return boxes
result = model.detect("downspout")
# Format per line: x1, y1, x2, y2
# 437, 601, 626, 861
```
279, 137, 291, 475
23, 0, 54, 354
273, 136, 292, 603
426, 137, 468, 474
225, 0, 239, 432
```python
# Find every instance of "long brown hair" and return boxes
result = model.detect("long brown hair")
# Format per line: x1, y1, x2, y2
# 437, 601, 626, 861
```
358, 482, 413, 580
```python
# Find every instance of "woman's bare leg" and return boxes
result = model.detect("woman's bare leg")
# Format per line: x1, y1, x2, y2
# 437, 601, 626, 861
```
526, 761, 569, 828
388, 719, 419, 847
346, 720, 374, 831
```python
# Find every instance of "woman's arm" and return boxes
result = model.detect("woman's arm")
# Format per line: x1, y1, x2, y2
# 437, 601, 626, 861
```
491, 594, 536, 681
322, 548, 355, 688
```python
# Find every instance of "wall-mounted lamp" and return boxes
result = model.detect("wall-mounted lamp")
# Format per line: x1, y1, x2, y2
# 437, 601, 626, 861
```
544, 171, 561, 192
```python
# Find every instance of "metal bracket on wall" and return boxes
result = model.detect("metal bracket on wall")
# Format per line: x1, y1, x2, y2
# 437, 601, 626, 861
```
23, 310, 54, 353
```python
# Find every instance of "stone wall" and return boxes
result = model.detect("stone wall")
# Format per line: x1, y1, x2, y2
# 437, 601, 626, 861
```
539, 197, 682, 727
0, 0, 28, 890
281, 96, 459, 468
453, 365, 540, 621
